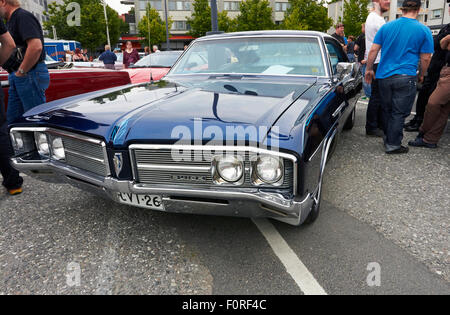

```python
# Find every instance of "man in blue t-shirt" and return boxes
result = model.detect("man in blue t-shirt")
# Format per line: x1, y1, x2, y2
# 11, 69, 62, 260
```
365, 0, 434, 154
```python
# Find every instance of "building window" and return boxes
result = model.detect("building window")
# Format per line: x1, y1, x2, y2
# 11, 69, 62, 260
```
171, 21, 190, 31
140, 0, 163, 11
168, 1, 190, 11
275, 2, 290, 12
432, 9, 443, 19
224, 1, 240, 11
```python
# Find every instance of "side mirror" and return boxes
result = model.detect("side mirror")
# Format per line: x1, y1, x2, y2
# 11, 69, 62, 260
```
336, 62, 355, 80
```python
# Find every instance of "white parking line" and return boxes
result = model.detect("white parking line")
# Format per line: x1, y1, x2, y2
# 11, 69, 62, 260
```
252, 218, 327, 295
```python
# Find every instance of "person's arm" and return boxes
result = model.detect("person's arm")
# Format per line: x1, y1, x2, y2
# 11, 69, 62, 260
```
113, 53, 117, 62
99, 52, 104, 61
0, 31, 15, 65
16, 38, 42, 77
440, 34, 450, 50
364, 43, 381, 84
418, 53, 432, 83
123, 52, 128, 68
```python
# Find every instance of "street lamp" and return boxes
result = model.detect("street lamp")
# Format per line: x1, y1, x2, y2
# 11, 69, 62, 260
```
52, 25, 57, 40
164, 0, 170, 50
211, 0, 218, 32
102, 0, 111, 48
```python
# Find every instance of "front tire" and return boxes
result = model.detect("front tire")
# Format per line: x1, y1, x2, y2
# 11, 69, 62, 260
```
304, 176, 323, 225
343, 107, 356, 130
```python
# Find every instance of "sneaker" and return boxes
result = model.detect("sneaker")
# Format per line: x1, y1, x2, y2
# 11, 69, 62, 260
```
366, 129, 384, 137
8, 187, 23, 196
408, 137, 437, 149
386, 146, 409, 154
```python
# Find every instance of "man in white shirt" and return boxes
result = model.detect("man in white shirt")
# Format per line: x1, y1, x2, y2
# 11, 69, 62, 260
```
364, 0, 390, 137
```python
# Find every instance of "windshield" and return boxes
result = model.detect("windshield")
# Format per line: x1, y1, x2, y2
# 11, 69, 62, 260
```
46, 55, 56, 62
170, 37, 326, 76
133, 52, 182, 68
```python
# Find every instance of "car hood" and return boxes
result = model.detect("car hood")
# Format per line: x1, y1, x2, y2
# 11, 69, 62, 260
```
21, 77, 316, 147
125, 67, 170, 84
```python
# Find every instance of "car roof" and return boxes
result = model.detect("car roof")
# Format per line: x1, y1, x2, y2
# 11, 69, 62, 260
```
198, 30, 333, 41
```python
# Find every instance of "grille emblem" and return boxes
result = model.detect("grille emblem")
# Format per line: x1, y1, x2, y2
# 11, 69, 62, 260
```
113, 153, 123, 175
171, 175, 208, 182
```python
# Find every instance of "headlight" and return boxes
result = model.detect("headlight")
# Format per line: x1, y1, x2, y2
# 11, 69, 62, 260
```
216, 155, 244, 183
10, 132, 24, 151
35, 132, 50, 156
255, 155, 283, 184
51, 137, 65, 160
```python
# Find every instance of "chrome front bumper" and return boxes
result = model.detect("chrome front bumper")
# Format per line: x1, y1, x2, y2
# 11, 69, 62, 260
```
11, 158, 313, 225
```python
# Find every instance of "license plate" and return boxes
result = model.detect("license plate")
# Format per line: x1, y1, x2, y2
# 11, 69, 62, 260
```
117, 193, 164, 210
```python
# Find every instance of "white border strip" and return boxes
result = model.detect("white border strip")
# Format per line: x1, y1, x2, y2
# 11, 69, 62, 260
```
252, 218, 327, 295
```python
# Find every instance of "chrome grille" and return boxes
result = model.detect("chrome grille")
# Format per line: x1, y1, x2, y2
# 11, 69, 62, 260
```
132, 148, 294, 190
49, 134, 108, 177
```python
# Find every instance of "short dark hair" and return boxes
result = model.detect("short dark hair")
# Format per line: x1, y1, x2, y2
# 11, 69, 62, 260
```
335, 23, 344, 28
401, 0, 421, 11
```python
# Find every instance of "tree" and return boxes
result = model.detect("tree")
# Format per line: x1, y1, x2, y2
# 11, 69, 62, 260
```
235, 0, 275, 32
282, 7, 308, 30
342, 0, 370, 36
138, 2, 172, 45
282, 0, 332, 32
187, 0, 212, 37
137, 3, 171, 47
218, 11, 234, 33
187, 0, 234, 37
44, 0, 125, 53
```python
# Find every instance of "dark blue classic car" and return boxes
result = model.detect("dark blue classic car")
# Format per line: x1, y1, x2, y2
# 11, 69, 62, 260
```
9, 31, 361, 226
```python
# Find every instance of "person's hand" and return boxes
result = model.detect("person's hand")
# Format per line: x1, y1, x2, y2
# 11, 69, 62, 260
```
365, 70, 375, 84
361, 59, 367, 65
15, 70, 25, 78
418, 75, 424, 84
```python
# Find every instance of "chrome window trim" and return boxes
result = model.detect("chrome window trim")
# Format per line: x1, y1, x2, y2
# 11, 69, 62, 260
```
10, 127, 110, 176
169, 35, 330, 78
129, 144, 298, 193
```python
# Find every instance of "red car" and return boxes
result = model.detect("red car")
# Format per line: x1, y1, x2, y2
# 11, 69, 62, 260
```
126, 51, 183, 84
1, 67, 131, 109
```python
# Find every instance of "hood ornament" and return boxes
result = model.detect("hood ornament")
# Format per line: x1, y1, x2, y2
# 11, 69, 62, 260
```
113, 153, 123, 175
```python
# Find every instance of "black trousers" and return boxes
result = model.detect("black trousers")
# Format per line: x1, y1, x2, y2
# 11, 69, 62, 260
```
414, 71, 440, 121
0, 89, 23, 190
366, 64, 386, 132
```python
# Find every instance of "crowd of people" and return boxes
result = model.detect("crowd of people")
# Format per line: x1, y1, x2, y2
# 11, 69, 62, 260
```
333, 0, 449, 154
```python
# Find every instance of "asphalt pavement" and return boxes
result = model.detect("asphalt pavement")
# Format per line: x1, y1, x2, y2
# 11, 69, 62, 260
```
0, 98, 449, 295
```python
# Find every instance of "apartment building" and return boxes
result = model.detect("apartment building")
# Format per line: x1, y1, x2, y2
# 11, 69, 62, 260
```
133, 0, 291, 35
328, 0, 449, 35
21, 0, 64, 24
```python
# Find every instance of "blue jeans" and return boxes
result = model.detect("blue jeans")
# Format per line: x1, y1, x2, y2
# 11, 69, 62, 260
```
7, 62, 50, 123
347, 53, 355, 62
378, 75, 417, 151
360, 64, 372, 98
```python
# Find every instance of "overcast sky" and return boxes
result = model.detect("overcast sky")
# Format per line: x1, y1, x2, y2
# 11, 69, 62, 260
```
105, 0, 132, 15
